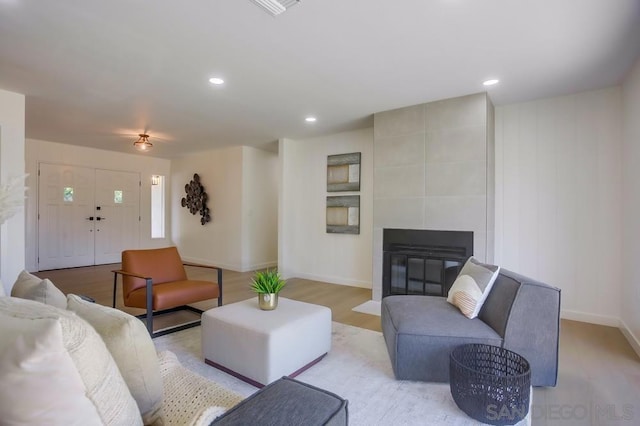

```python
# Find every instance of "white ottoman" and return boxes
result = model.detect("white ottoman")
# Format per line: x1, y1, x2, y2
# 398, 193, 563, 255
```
202, 297, 332, 387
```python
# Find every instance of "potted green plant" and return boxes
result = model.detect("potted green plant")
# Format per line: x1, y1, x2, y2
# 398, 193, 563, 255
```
250, 269, 286, 310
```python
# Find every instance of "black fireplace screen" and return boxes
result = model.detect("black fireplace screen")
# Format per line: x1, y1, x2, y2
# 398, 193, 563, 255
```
383, 229, 473, 298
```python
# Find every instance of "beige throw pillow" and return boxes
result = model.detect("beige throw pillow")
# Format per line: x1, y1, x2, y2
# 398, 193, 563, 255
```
11, 270, 67, 309
0, 297, 143, 426
447, 257, 500, 319
67, 294, 165, 426
0, 314, 103, 425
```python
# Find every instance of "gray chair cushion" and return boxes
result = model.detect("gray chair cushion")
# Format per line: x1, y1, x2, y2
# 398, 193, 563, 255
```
382, 295, 502, 382
213, 376, 348, 426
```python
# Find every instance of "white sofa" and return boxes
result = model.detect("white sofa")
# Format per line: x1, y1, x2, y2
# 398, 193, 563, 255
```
0, 271, 244, 426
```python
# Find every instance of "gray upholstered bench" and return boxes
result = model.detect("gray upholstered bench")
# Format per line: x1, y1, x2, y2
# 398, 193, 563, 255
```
382, 268, 560, 387
212, 376, 348, 425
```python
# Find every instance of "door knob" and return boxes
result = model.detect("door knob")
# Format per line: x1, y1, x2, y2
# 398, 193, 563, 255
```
96, 216, 105, 221
86, 216, 94, 221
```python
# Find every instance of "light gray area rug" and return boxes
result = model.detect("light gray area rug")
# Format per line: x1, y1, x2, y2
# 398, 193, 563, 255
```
155, 322, 530, 425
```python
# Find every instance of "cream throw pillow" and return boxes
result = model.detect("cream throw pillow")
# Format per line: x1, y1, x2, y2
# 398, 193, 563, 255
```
447, 257, 500, 319
0, 279, 6, 297
67, 294, 164, 426
11, 270, 67, 309
0, 297, 143, 426
0, 314, 103, 425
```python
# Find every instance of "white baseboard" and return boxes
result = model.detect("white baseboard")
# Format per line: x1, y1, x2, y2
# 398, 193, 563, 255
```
288, 271, 371, 289
237, 261, 278, 273
560, 309, 620, 327
620, 319, 640, 359
181, 256, 277, 273
180, 256, 241, 272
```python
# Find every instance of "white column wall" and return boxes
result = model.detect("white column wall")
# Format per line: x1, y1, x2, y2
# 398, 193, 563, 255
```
241, 146, 278, 271
0, 89, 26, 290
495, 87, 622, 326
278, 128, 374, 288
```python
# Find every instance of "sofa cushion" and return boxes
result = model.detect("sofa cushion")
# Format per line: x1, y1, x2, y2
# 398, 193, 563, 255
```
0, 297, 143, 425
447, 257, 499, 319
11, 270, 67, 309
213, 376, 348, 426
0, 314, 103, 425
67, 294, 164, 425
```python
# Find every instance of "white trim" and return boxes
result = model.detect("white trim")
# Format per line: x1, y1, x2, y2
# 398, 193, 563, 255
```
620, 319, 640, 359
180, 256, 242, 273
286, 271, 371, 289
181, 256, 277, 273
560, 309, 620, 327
238, 261, 278, 273
352, 300, 381, 316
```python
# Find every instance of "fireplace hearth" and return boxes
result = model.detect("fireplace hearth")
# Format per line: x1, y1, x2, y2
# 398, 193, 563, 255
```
382, 229, 473, 298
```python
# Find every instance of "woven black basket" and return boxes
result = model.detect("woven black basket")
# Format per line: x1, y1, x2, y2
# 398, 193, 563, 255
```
450, 344, 531, 425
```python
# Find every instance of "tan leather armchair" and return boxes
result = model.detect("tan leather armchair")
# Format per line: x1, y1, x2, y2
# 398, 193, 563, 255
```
112, 247, 222, 337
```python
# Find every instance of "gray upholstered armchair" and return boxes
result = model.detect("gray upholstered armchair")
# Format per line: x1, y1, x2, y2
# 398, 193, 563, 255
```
381, 268, 561, 387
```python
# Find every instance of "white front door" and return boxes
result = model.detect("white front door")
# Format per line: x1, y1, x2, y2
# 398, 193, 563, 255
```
38, 164, 141, 269
38, 164, 95, 269
94, 169, 140, 264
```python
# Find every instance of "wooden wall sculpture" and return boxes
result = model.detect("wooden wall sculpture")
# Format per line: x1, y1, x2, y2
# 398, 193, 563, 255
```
181, 173, 211, 225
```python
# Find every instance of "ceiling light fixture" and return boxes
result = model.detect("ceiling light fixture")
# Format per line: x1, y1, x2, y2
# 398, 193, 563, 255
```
483, 79, 500, 86
305, 116, 317, 123
209, 77, 225, 85
133, 134, 153, 152
250, 0, 300, 16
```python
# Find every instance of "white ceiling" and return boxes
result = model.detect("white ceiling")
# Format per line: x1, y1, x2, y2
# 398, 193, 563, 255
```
1, 0, 639, 158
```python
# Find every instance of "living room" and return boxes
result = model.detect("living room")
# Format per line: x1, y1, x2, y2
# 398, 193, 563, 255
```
2, 1, 640, 425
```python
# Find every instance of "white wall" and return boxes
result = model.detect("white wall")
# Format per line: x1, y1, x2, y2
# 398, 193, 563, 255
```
0, 89, 26, 290
495, 87, 622, 326
172, 146, 243, 270
241, 146, 278, 270
621, 57, 640, 355
25, 139, 172, 271
278, 128, 373, 288
171, 145, 277, 271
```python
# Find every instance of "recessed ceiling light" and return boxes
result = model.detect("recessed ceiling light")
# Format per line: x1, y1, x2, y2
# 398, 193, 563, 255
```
305, 117, 317, 123
209, 77, 225, 85
483, 79, 499, 86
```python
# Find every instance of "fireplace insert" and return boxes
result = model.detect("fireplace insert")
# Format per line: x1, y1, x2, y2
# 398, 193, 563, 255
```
382, 229, 473, 298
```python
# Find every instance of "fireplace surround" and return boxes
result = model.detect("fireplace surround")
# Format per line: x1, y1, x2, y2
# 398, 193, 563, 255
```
382, 229, 473, 298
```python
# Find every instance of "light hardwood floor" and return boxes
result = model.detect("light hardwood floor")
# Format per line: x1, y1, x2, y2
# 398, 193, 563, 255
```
36, 265, 640, 426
